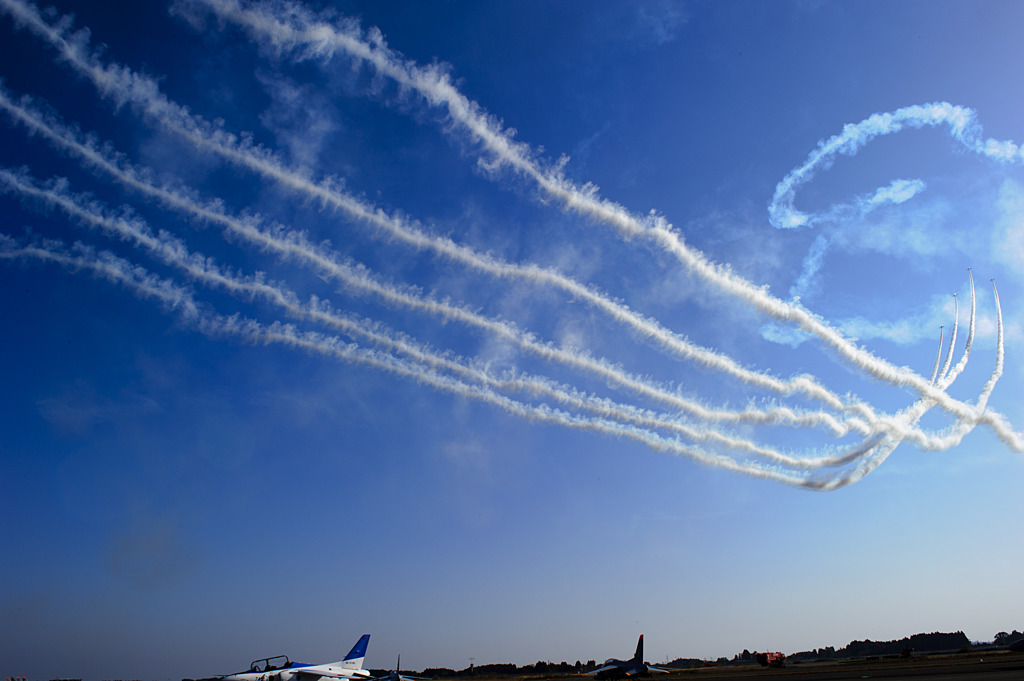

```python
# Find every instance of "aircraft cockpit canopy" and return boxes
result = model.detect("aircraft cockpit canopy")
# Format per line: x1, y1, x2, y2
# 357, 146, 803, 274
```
250, 656, 291, 673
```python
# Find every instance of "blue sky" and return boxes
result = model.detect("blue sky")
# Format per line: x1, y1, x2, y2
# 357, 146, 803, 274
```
2, 1, 1023, 679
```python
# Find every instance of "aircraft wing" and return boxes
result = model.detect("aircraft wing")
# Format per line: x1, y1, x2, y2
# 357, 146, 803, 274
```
294, 670, 370, 680
646, 667, 670, 674
584, 665, 618, 676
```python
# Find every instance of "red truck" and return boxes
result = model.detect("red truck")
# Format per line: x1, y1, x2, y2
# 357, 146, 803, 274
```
754, 652, 785, 668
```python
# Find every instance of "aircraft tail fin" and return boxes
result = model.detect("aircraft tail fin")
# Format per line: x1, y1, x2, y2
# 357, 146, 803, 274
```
634, 635, 644, 664
330, 634, 371, 670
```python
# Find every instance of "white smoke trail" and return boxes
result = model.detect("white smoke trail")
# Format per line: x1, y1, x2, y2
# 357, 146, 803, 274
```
0, 147, 846, 436
171, 0, 1024, 446
2, 232, 904, 487
0, 0, 948, 415
4, 81, 999, 462
0, 70, 914, 439
943, 281, 974, 386
928, 326, 944, 386
786, 179, 926, 301
1, 0, 1020, 487
899, 278, 1008, 454
939, 294, 960, 382
784, 179, 928, 302
0, 164, 862, 468
769, 105, 1024, 231
812, 277, 1007, 490
0, 42, 880, 423
0, 235, 203, 318
11, 161, 953, 472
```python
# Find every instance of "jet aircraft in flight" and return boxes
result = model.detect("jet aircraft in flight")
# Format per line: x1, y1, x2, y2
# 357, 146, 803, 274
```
587, 635, 669, 679
221, 634, 371, 681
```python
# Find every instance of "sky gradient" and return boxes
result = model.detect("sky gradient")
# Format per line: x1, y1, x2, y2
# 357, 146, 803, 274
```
2, 1, 1023, 680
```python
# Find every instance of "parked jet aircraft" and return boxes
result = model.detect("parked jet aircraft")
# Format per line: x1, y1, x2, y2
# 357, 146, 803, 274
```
221, 634, 372, 681
587, 635, 669, 679
372, 655, 429, 681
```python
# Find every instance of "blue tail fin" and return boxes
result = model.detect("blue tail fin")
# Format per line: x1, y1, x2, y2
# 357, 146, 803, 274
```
345, 635, 371, 662
329, 634, 370, 669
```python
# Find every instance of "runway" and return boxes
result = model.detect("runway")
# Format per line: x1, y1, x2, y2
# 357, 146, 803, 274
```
655, 654, 1024, 681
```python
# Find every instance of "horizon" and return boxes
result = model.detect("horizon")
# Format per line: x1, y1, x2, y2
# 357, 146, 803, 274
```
5, 628, 1019, 680
2, 1, 1023, 680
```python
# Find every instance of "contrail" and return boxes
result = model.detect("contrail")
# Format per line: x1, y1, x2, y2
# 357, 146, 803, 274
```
2, 233, 905, 487
943, 281, 974, 386
769, 105, 1023, 231
815, 277, 1007, 489
905, 278, 1008, 453
928, 326, 944, 386
939, 294, 960, 382
0, 235, 203, 319
172, 0, 1023, 443
0, 42, 882, 423
0, 150, 861, 439
787, 180, 927, 301
14, 161, 968, 473
0, 0, 989, 446
2, 82, 996, 460
2, 0, 1015, 453
2, 164, 890, 470
1, 0, 1020, 487
0, 74, 911, 439
0, 0, 951, 412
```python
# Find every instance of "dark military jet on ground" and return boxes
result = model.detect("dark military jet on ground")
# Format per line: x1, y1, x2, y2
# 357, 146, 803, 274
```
586, 635, 669, 680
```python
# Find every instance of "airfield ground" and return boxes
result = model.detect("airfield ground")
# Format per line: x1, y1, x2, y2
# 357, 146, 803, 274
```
509, 650, 1024, 681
